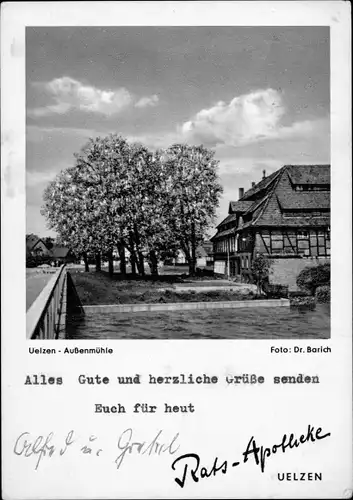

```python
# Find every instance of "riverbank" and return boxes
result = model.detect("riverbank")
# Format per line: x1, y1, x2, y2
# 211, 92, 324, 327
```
69, 269, 259, 305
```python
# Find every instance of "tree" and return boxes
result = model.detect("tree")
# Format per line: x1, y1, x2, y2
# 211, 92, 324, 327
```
42, 135, 132, 275
251, 254, 273, 295
41, 136, 223, 279
73, 134, 132, 276
43, 237, 55, 250
122, 146, 180, 277
163, 144, 223, 275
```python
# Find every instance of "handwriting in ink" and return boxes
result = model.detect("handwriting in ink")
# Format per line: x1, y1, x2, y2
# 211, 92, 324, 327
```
242, 424, 331, 472
13, 431, 57, 470
114, 428, 180, 469
171, 453, 236, 488
171, 425, 330, 488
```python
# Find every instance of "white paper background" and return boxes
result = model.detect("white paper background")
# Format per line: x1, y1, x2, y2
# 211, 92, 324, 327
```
1, 2, 352, 498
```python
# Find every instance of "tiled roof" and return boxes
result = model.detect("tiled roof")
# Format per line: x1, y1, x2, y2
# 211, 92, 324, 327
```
213, 164, 331, 239
244, 196, 268, 215
26, 234, 40, 250
217, 213, 238, 228
277, 192, 330, 210
229, 200, 254, 213
210, 227, 236, 240
286, 164, 330, 185
241, 169, 282, 200
51, 246, 70, 258
251, 166, 331, 227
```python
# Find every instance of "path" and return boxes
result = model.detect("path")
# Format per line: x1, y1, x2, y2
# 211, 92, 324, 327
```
26, 269, 55, 310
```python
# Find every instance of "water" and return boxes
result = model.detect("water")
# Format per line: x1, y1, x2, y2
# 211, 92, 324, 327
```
66, 304, 330, 339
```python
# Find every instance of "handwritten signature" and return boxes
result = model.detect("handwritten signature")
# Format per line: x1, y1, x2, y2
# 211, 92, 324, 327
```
171, 425, 330, 488
13, 428, 180, 471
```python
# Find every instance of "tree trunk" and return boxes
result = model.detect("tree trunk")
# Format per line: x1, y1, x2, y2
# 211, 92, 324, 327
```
117, 241, 126, 275
149, 250, 159, 277
189, 244, 196, 276
137, 252, 145, 277
108, 249, 114, 277
83, 252, 89, 272
95, 253, 101, 272
189, 223, 197, 276
130, 251, 137, 276
128, 236, 137, 276
133, 225, 145, 277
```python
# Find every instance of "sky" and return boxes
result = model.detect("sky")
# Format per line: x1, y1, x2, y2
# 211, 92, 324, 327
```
26, 26, 330, 237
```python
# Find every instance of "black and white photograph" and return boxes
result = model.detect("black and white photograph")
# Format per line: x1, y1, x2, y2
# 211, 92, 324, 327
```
3, 3, 351, 499
26, 26, 331, 340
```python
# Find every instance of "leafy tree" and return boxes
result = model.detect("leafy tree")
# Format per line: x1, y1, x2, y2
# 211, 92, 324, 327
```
251, 254, 273, 295
163, 144, 223, 275
43, 237, 55, 250
73, 134, 132, 275
42, 135, 132, 275
41, 136, 223, 279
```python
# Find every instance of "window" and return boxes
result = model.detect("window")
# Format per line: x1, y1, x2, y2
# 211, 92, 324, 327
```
294, 184, 330, 192
284, 210, 329, 218
297, 231, 309, 238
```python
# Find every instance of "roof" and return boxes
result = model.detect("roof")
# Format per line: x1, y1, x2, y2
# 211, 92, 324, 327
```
196, 241, 213, 256
51, 246, 70, 258
210, 227, 236, 241
26, 234, 40, 250
26, 235, 50, 252
276, 192, 330, 210
249, 165, 331, 228
229, 200, 254, 213
285, 164, 330, 185
241, 169, 281, 200
217, 213, 237, 228
212, 164, 331, 239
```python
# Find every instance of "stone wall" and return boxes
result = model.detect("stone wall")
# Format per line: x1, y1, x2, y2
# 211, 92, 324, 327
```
269, 256, 330, 290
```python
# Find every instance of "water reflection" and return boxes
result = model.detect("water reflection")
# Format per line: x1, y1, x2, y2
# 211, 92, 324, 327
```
66, 304, 330, 340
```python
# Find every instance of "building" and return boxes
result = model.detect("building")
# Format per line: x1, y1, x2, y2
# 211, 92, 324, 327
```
170, 241, 214, 267
26, 234, 51, 258
51, 245, 75, 265
211, 165, 330, 289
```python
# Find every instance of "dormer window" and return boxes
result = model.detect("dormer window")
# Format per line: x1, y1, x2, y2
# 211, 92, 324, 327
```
295, 184, 330, 192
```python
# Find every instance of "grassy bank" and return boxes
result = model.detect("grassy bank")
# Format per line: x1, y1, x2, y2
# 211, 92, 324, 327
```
70, 270, 258, 305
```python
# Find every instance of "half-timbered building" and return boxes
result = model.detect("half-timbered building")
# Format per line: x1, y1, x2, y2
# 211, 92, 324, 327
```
211, 165, 330, 289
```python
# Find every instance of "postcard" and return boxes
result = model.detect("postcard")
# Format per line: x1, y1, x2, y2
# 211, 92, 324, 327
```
1, 1, 352, 498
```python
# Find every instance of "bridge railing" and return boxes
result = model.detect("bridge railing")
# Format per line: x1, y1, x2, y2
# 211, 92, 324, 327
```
26, 265, 67, 340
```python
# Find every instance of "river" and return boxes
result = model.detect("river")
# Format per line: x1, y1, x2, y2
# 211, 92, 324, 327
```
66, 304, 330, 339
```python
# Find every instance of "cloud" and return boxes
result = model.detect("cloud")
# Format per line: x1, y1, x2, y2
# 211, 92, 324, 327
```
26, 170, 58, 187
28, 77, 159, 118
135, 94, 159, 108
180, 88, 325, 148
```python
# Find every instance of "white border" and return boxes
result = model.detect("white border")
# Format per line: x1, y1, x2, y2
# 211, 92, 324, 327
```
1, 2, 352, 499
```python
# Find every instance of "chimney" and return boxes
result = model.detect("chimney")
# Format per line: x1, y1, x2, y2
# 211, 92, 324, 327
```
251, 181, 256, 187
262, 169, 266, 180
238, 187, 244, 199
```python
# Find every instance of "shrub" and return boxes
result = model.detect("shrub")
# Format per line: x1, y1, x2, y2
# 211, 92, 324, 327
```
250, 255, 273, 293
288, 290, 312, 298
315, 285, 330, 303
264, 283, 289, 299
241, 270, 254, 284
290, 296, 316, 309
296, 263, 330, 295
